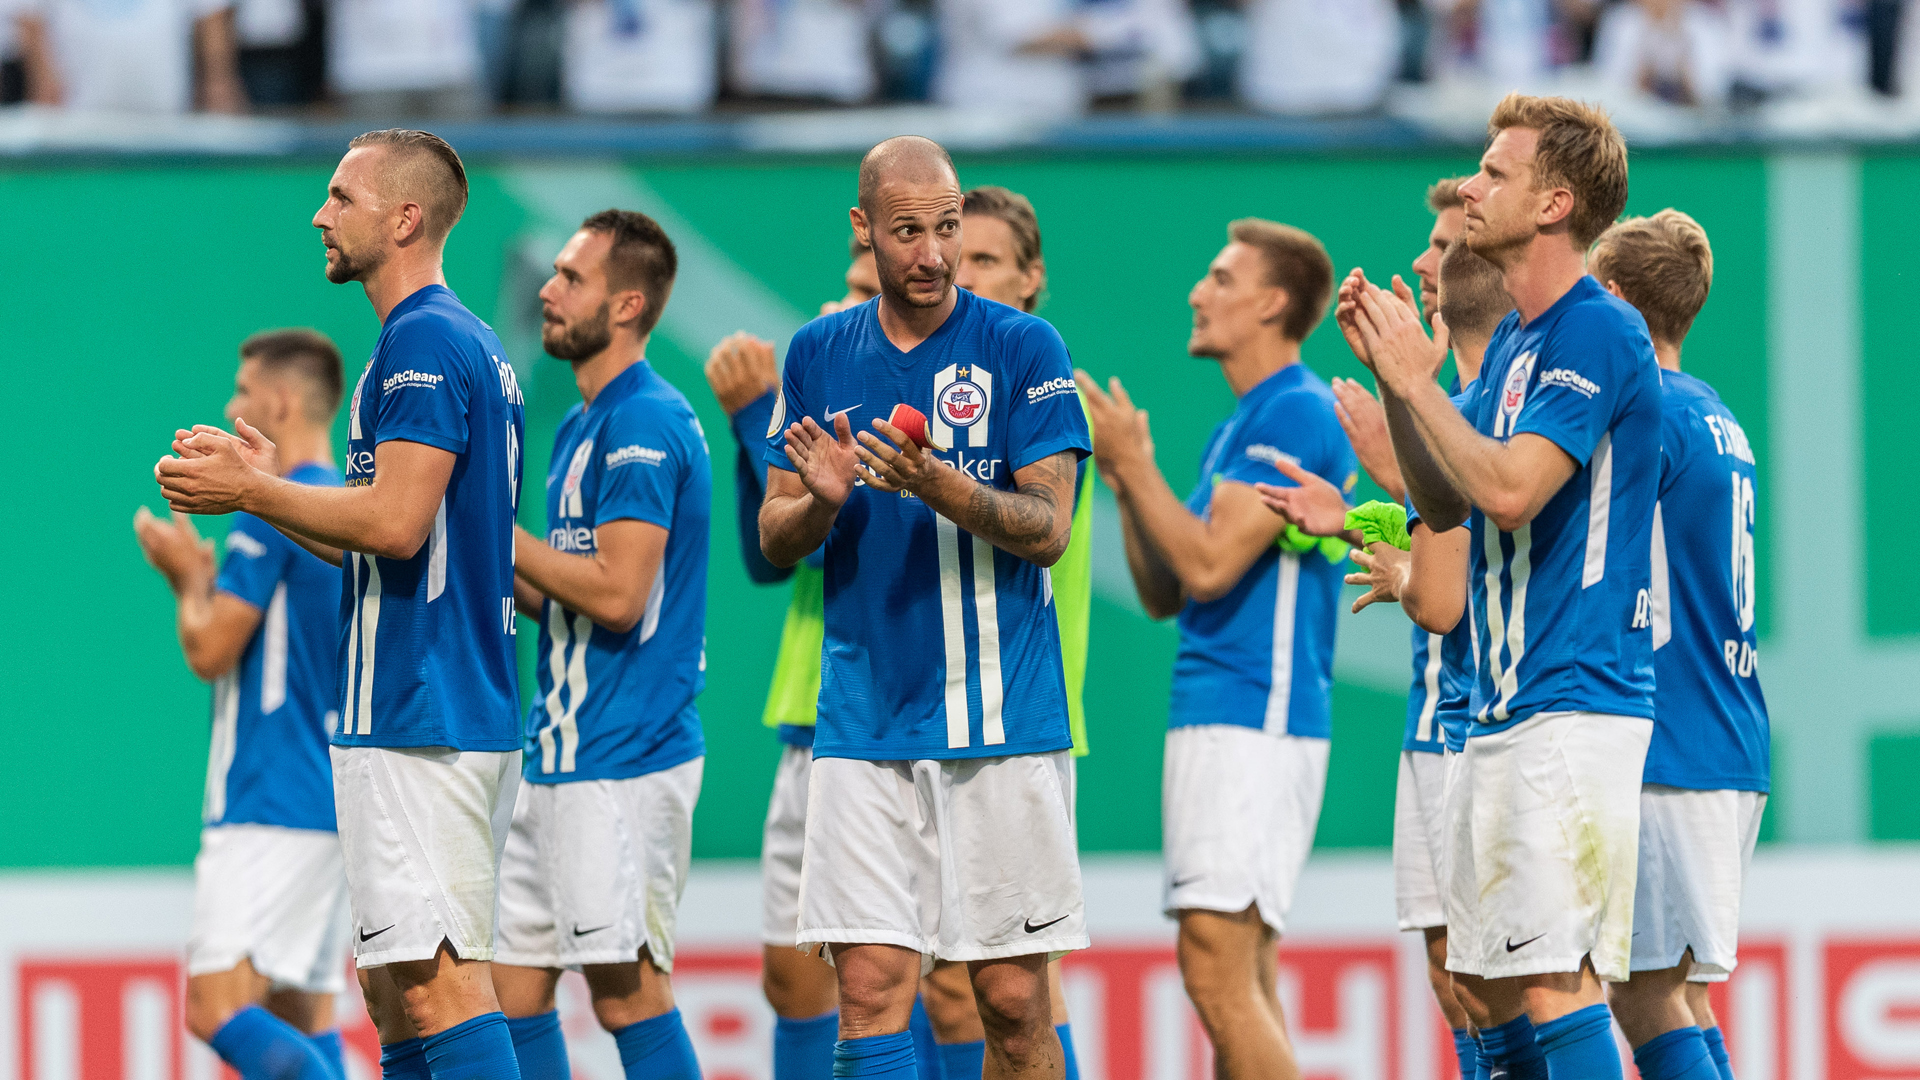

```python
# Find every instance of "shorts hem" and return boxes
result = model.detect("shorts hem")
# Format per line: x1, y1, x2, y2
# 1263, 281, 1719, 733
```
1396, 915, 1447, 933
798, 928, 929, 954
1449, 954, 1628, 983
187, 954, 343, 995
356, 942, 496, 969
936, 935, 1090, 963
491, 949, 563, 971
1164, 894, 1284, 935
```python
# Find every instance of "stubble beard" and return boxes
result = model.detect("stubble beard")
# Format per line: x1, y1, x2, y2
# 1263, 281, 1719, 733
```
543, 301, 613, 362
325, 240, 383, 285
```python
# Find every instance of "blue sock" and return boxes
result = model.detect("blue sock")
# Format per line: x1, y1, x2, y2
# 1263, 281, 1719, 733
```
1056, 1024, 1079, 1080
834, 1032, 918, 1080
505, 1011, 571, 1080
1474, 1032, 1491, 1080
1451, 1028, 1477, 1080
1535, 1004, 1622, 1080
1480, 1014, 1548, 1080
613, 1008, 702, 1080
1701, 1026, 1735, 1080
775, 1011, 839, 1080
935, 1042, 984, 1080
1632, 1026, 1719, 1080
381, 1038, 433, 1080
908, 998, 943, 1080
422, 1013, 523, 1080
308, 1030, 345, 1080
207, 1005, 338, 1080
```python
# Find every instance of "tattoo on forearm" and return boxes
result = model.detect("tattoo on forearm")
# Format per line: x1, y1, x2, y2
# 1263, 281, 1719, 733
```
962, 450, 1075, 561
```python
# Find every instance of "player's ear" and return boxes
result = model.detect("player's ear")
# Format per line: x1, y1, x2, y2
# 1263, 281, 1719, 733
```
1259, 286, 1292, 328
850, 207, 871, 248
616, 289, 649, 331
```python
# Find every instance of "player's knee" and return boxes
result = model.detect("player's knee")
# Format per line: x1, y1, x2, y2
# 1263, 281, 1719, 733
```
184, 996, 238, 1045
832, 949, 919, 1023
970, 976, 1047, 1039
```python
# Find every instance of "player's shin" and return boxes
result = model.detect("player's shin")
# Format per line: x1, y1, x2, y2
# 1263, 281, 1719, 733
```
1630, 1026, 1720, 1080
835, 1031, 920, 1080
1477, 1014, 1547, 1080
1534, 1005, 1624, 1080
505, 1011, 571, 1080
421, 1012, 524, 1080
1699, 1026, 1735, 1080
612, 1007, 702, 1080
206, 1005, 341, 1080
380, 1038, 433, 1080
774, 1010, 840, 1080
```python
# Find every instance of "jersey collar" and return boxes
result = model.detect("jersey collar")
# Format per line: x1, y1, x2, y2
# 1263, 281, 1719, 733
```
386, 283, 453, 323
1239, 360, 1308, 409
866, 288, 970, 367
587, 357, 652, 413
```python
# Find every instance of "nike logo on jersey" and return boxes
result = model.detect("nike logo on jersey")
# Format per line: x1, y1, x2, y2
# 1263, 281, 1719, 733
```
1169, 876, 1203, 890
1504, 934, 1546, 953
573, 924, 612, 937
359, 924, 395, 942
827, 402, 863, 420
1024, 915, 1070, 934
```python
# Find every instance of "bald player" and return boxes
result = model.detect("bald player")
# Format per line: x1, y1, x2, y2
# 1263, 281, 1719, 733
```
158, 129, 528, 1080
760, 136, 1090, 1080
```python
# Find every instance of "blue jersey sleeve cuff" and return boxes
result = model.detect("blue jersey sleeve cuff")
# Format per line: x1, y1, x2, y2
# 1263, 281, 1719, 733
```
1010, 435, 1091, 474
594, 507, 675, 531
1507, 421, 1592, 469
374, 427, 469, 455
731, 392, 778, 447
764, 445, 798, 472
211, 584, 269, 613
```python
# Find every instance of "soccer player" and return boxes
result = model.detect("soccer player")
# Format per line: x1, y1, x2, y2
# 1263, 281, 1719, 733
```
1345, 94, 1658, 1080
759, 135, 1091, 1080
156, 128, 528, 1080
1265, 183, 1515, 1080
135, 329, 350, 1080
490, 211, 711, 1080
922, 183, 1090, 1080
1591, 211, 1768, 1080
1078, 219, 1355, 1080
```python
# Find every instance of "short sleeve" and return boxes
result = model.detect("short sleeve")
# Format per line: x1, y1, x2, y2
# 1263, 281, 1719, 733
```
1510, 307, 1647, 467
763, 328, 816, 473
1215, 391, 1352, 494
594, 404, 683, 531
372, 317, 473, 454
188, 0, 234, 18
1004, 321, 1091, 472
214, 513, 289, 611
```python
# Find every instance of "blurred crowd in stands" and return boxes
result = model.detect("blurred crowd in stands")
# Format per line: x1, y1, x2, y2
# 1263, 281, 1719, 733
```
0, 0, 1911, 121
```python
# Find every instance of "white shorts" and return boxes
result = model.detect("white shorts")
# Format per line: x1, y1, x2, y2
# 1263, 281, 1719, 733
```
1630, 785, 1767, 981
496, 758, 703, 972
1392, 750, 1450, 932
1162, 724, 1330, 935
1443, 711, 1651, 982
330, 746, 520, 969
187, 825, 351, 993
798, 752, 1088, 964
761, 745, 812, 947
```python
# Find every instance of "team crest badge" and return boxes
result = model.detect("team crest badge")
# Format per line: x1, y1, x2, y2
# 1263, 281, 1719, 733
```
1496, 352, 1537, 434
938, 379, 988, 428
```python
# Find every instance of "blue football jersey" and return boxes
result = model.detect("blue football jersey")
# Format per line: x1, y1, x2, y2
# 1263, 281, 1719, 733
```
527, 360, 710, 783
335, 285, 526, 752
1645, 370, 1770, 791
763, 290, 1090, 761
1403, 383, 1478, 755
1462, 275, 1660, 734
207, 462, 342, 831
1169, 363, 1356, 740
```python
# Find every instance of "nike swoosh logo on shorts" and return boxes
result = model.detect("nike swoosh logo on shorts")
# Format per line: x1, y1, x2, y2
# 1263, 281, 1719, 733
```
1505, 934, 1546, 953
573, 924, 612, 937
1024, 915, 1070, 934
359, 924, 395, 942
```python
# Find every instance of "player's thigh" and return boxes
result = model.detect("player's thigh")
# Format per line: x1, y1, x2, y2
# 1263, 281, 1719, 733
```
331, 746, 522, 967
761, 744, 813, 949
936, 752, 1087, 962
762, 943, 837, 1018
1162, 725, 1327, 934
797, 758, 934, 952
1175, 907, 1269, 1000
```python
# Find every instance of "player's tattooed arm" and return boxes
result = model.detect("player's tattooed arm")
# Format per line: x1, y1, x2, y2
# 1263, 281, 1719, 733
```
853, 418, 1077, 566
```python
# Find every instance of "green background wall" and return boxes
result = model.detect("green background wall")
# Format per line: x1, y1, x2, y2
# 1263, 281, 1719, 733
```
0, 147, 1853, 867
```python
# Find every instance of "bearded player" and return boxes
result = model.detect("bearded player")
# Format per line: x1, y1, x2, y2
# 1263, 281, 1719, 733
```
158, 129, 528, 1079
760, 136, 1090, 1080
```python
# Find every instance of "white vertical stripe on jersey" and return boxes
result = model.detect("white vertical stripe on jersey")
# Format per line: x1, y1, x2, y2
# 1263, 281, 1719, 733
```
355, 556, 382, 735
203, 673, 239, 823
1582, 433, 1613, 589
427, 498, 448, 602
931, 364, 959, 450
261, 582, 289, 715
639, 565, 666, 644
343, 555, 362, 735
1417, 631, 1443, 743
540, 602, 571, 773
972, 535, 1006, 746
967, 368, 993, 448
1492, 525, 1533, 721
1650, 502, 1672, 651
1042, 566, 1054, 607
561, 612, 589, 773
936, 516, 971, 749
1479, 525, 1508, 724
1262, 552, 1301, 734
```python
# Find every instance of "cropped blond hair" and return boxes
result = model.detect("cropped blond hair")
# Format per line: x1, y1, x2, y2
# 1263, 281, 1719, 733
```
1589, 209, 1713, 346
1487, 94, 1629, 248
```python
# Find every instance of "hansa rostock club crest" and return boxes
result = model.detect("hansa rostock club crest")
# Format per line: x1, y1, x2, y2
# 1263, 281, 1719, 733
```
938, 377, 987, 428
